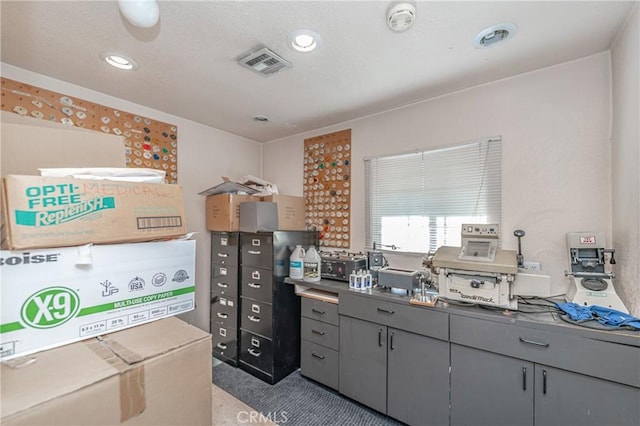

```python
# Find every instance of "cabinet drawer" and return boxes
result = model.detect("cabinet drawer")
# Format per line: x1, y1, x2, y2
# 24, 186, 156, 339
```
240, 330, 273, 374
450, 315, 640, 388
301, 297, 339, 326
211, 232, 240, 266
339, 292, 449, 341
240, 297, 273, 338
211, 265, 238, 298
301, 317, 339, 351
211, 296, 238, 328
241, 267, 273, 302
301, 340, 339, 390
241, 234, 274, 268
212, 325, 237, 361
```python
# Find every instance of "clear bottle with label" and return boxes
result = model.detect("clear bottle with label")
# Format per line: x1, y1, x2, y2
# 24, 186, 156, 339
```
303, 246, 321, 282
289, 245, 305, 280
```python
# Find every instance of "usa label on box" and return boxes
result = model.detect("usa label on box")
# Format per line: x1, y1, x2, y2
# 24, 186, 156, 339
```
0, 239, 196, 360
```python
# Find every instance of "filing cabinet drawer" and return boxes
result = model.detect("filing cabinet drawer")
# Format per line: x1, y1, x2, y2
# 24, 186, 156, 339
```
211, 232, 240, 266
301, 297, 339, 326
211, 265, 238, 298
211, 296, 238, 328
241, 234, 274, 268
240, 297, 273, 338
241, 266, 273, 302
339, 292, 449, 341
301, 317, 339, 351
212, 325, 237, 361
240, 330, 273, 374
300, 340, 339, 390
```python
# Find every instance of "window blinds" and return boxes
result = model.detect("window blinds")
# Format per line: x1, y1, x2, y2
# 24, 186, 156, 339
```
365, 137, 502, 254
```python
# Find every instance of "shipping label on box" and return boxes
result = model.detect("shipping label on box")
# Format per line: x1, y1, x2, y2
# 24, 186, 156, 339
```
0, 239, 196, 360
1, 175, 187, 249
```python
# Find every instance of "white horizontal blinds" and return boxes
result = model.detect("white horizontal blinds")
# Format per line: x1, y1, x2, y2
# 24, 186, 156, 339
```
365, 138, 502, 253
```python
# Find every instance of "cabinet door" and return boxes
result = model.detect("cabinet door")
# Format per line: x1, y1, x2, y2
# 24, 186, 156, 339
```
387, 328, 450, 426
339, 316, 387, 413
451, 344, 534, 426
534, 365, 640, 426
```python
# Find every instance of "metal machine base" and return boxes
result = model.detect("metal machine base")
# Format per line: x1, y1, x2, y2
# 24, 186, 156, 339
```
565, 277, 628, 313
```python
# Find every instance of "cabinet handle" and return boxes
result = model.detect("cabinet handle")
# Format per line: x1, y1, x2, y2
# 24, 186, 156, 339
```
248, 315, 261, 322
248, 348, 261, 357
377, 307, 395, 315
311, 329, 325, 336
248, 282, 261, 288
248, 250, 261, 255
217, 343, 227, 350
390, 332, 395, 350
311, 352, 325, 360
217, 313, 228, 318
311, 308, 325, 315
522, 366, 527, 391
543, 369, 547, 395
217, 253, 229, 258
217, 282, 229, 288
378, 329, 383, 347
519, 337, 549, 348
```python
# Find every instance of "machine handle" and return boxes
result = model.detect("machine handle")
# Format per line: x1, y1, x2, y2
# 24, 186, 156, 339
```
311, 329, 325, 336
311, 352, 325, 360
248, 315, 261, 322
248, 282, 261, 289
248, 250, 261, 255
248, 348, 261, 357
519, 337, 550, 348
216, 313, 228, 319
543, 369, 548, 395
216, 343, 227, 350
217, 253, 229, 258
390, 332, 395, 350
311, 308, 325, 315
378, 329, 383, 347
522, 366, 527, 391
377, 307, 395, 315
217, 282, 229, 288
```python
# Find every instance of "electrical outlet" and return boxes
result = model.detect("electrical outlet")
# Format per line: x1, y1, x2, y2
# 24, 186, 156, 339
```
522, 262, 541, 272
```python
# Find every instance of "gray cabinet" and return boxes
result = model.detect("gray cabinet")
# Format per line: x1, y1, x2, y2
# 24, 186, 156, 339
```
300, 297, 340, 390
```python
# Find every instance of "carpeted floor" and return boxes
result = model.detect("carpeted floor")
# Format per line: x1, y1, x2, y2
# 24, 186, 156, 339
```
212, 362, 403, 426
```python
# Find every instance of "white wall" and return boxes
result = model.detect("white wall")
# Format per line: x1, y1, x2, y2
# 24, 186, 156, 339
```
611, 4, 640, 317
265, 53, 614, 299
0, 64, 262, 331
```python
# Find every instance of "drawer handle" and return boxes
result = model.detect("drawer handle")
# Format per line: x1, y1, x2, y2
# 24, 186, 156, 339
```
390, 331, 395, 350
522, 366, 527, 391
311, 352, 325, 360
248, 250, 261, 255
543, 369, 548, 395
519, 337, 549, 348
377, 307, 395, 315
217, 253, 229, 258
217, 343, 227, 350
311, 308, 325, 315
217, 313, 228, 319
248, 348, 261, 357
311, 329, 325, 336
248, 282, 261, 289
378, 328, 383, 347
217, 282, 229, 288
248, 315, 261, 322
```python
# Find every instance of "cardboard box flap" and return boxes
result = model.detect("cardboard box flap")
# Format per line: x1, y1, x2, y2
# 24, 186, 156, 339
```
198, 181, 259, 196
99, 317, 210, 364
0, 340, 122, 419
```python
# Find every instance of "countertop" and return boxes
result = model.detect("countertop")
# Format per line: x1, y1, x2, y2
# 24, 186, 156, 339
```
284, 277, 640, 347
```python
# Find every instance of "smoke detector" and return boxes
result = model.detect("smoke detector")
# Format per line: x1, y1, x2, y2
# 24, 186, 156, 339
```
238, 47, 292, 77
387, 3, 416, 32
473, 23, 517, 48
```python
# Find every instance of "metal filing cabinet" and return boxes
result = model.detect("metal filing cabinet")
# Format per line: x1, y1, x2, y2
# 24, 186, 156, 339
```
239, 231, 318, 384
210, 231, 241, 366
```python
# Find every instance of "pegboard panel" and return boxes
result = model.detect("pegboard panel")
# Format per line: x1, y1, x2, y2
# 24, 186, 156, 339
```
304, 129, 352, 248
1, 78, 179, 183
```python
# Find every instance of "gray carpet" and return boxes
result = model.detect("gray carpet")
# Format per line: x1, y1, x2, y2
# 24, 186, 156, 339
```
212, 362, 403, 426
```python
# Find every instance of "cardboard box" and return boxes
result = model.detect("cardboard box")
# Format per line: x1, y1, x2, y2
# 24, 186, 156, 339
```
1, 175, 187, 249
0, 239, 196, 360
262, 195, 306, 230
205, 193, 254, 231
0, 317, 212, 426
239, 201, 278, 232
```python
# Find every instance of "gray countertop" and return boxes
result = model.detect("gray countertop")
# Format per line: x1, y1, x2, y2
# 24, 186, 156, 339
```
284, 277, 640, 347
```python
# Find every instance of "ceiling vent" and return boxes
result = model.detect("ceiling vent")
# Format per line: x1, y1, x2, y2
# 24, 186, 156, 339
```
238, 47, 292, 77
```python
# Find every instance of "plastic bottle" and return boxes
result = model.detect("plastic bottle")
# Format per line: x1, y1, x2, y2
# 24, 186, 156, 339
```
364, 270, 372, 289
349, 270, 357, 289
289, 245, 305, 280
303, 246, 321, 282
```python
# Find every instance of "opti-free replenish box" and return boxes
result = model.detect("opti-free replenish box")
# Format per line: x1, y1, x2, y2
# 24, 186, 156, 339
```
1, 175, 187, 249
0, 239, 196, 360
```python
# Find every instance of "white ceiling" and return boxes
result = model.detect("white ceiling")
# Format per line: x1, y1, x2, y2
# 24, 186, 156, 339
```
1, 1, 636, 142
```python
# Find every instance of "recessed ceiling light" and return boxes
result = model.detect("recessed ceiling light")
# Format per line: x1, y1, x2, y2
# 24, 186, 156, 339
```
101, 53, 138, 70
387, 3, 416, 32
473, 23, 517, 48
287, 30, 321, 52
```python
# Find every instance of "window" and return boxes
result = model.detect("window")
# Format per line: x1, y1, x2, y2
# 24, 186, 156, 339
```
365, 137, 502, 254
